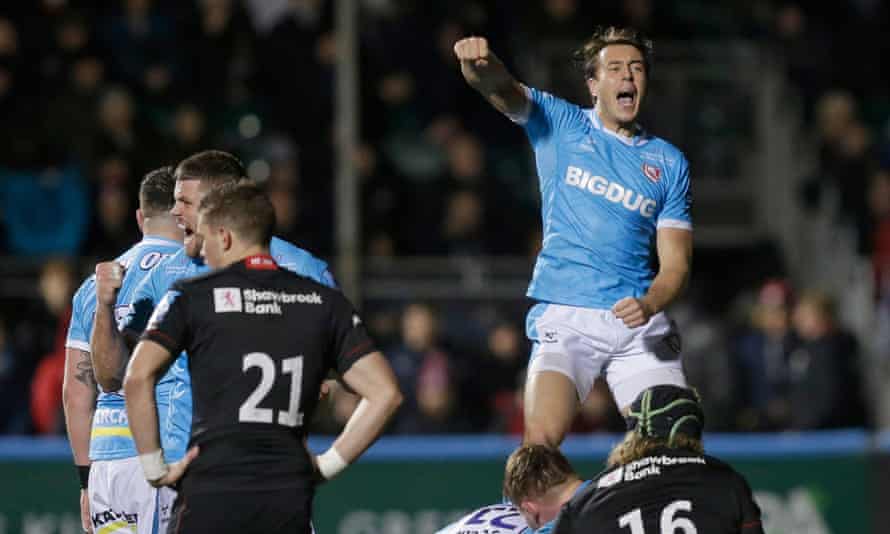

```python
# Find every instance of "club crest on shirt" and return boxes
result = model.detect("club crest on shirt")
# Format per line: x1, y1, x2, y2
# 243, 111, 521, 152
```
597, 466, 623, 488
213, 287, 243, 313
642, 163, 662, 183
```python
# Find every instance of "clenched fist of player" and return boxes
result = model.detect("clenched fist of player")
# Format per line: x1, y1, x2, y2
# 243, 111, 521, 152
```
612, 297, 655, 328
453, 36, 499, 86
454, 36, 490, 65
95, 261, 125, 306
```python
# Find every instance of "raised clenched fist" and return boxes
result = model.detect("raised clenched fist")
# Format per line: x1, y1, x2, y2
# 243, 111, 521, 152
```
454, 36, 499, 87
95, 261, 125, 306
453, 36, 490, 65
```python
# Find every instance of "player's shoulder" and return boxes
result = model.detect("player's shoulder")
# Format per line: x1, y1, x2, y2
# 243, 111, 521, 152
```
73, 273, 97, 298
702, 453, 751, 487
71, 274, 97, 310
159, 247, 193, 267
526, 85, 587, 119
271, 236, 330, 272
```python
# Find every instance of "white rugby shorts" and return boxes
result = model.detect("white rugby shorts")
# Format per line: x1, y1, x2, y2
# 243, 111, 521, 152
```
526, 302, 686, 409
88, 456, 177, 534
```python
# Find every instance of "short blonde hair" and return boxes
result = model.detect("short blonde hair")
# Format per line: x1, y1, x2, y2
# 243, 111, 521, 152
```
503, 445, 576, 506
573, 26, 653, 79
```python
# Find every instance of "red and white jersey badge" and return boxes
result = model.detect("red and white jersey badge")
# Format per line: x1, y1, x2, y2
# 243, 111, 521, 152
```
642, 163, 662, 183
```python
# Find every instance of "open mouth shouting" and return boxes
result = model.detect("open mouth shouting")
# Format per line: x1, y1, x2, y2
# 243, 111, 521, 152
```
616, 88, 636, 111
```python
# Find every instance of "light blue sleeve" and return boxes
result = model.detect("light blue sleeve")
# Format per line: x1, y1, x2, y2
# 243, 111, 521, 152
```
65, 278, 95, 351
524, 86, 581, 148
270, 237, 338, 288
658, 153, 693, 227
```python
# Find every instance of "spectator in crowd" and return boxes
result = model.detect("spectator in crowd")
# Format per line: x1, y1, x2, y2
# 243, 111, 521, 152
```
44, 53, 106, 163
387, 303, 456, 433
159, 103, 209, 164
27, 259, 76, 434
98, 0, 179, 94
439, 189, 486, 256
184, 0, 256, 114
732, 279, 795, 431
85, 182, 138, 259
412, 349, 473, 433
788, 290, 867, 429
91, 86, 158, 187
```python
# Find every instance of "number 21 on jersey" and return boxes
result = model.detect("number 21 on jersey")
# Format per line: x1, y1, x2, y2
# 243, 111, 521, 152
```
238, 352, 304, 427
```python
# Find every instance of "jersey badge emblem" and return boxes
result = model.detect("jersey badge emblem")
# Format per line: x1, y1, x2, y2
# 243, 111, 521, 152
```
642, 163, 662, 183
597, 466, 624, 488
214, 287, 243, 313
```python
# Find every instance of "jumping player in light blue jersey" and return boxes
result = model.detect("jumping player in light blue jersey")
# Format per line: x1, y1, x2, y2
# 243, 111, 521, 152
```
455, 27, 693, 447
63, 167, 183, 534
90, 151, 335, 531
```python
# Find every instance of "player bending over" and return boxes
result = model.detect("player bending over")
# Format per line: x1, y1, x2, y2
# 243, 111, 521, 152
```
551, 386, 764, 533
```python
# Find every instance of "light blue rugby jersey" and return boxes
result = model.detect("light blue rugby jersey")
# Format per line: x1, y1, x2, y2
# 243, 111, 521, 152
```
122, 236, 336, 461
519, 87, 692, 309
65, 236, 181, 461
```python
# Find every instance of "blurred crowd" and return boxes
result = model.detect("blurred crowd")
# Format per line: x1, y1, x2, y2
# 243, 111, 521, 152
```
0, 0, 889, 436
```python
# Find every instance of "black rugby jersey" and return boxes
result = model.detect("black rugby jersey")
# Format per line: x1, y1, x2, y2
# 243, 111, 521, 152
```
142, 254, 374, 493
552, 448, 764, 534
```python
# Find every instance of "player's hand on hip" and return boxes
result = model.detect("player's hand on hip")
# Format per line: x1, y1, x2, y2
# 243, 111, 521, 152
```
150, 446, 199, 488
95, 261, 125, 306
612, 297, 654, 328
79, 488, 93, 533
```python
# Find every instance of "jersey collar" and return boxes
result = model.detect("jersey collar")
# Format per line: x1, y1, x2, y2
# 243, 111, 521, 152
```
584, 109, 649, 147
244, 254, 278, 270
141, 235, 181, 247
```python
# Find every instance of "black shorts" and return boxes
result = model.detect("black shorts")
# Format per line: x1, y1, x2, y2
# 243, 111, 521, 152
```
169, 487, 314, 534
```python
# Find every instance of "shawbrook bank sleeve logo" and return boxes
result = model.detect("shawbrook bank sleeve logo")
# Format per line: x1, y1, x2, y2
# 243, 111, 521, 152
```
213, 287, 243, 312
565, 165, 657, 217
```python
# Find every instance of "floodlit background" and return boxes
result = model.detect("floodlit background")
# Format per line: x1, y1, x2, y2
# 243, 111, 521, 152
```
0, 1, 889, 533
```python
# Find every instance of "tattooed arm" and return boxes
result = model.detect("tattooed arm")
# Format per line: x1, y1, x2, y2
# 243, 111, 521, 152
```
63, 346, 98, 533
63, 347, 98, 466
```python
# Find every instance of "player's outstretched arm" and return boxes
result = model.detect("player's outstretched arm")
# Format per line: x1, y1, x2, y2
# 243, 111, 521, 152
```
314, 351, 402, 481
454, 36, 528, 119
613, 228, 692, 328
62, 347, 97, 533
91, 262, 130, 391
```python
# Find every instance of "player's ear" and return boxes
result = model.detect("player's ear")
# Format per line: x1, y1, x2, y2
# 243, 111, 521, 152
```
220, 226, 233, 252
521, 499, 538, 516
586, 77, 599, 102
136, 209, 144, 233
